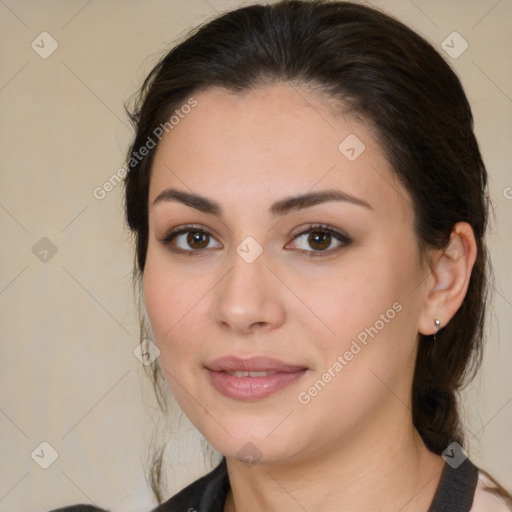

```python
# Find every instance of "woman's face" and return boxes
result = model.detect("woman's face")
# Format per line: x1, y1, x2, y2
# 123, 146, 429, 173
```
143, 84, 431, 464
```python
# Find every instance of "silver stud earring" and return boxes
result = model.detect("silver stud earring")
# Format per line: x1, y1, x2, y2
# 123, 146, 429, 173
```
433, 319, 441, 340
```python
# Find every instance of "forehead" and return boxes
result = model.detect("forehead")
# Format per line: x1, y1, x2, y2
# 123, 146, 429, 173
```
148, 84, 410, 216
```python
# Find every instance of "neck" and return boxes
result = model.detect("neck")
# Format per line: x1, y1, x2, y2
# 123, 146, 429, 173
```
224, 416, 444, 512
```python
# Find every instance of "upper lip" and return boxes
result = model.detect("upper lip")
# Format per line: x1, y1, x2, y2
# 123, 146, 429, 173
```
206, 356, 307, 373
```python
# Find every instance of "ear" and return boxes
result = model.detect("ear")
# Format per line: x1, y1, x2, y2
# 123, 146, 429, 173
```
417, 222, 478, 336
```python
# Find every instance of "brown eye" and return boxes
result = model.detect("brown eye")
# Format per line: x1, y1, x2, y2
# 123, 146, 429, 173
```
287, 224, 352, 255
160, 226, 222, 253
187, 231, 210, 249
307, 231, 332, 251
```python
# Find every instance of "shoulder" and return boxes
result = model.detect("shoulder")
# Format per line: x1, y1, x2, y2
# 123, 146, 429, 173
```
153, 458, 229, 512
470, 471, 512, 512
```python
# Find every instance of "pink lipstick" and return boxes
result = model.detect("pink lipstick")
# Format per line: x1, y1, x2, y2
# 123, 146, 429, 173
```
205, 356, 307, 400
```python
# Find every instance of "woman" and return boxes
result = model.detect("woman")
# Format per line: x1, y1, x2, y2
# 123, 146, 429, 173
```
53, 1, 511, 510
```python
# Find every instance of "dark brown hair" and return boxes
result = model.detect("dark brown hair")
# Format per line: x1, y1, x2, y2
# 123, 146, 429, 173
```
123, 0, 510, 504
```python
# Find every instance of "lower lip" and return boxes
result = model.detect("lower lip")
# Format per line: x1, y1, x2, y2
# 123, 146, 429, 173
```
207, 369, 307, 400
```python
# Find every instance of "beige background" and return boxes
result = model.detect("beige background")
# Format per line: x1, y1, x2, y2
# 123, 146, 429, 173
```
0, 1, 510, 511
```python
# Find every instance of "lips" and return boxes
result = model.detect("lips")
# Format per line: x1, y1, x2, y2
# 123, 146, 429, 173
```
205, 356, 308, 400
206, 356, 307, 373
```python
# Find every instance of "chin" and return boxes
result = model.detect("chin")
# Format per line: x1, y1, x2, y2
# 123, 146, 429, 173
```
195, 417, 306, 466
220, 438, 300, 466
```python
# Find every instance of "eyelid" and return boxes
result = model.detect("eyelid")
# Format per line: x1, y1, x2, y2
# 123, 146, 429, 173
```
288, 223, 349, 241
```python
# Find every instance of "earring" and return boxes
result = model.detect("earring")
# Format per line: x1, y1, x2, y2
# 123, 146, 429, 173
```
433, 319, 441, 340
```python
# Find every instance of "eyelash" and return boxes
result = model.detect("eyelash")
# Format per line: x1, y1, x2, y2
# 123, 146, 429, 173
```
288, 224, 352, 258
159, 223, 352, 258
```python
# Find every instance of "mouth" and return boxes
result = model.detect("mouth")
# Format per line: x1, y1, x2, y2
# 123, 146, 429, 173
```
205, 356, 308, 401
224, 370, 280, 377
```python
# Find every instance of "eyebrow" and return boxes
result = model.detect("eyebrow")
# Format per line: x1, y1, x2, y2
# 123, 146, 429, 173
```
151, 188, 372, 216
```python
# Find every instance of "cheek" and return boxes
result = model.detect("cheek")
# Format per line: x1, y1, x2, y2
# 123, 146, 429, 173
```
295, 260, 395, 345
142, 258, 204, 361
294, 283, 412, 438
143, 264, 211, 414
296, 242, 420, 379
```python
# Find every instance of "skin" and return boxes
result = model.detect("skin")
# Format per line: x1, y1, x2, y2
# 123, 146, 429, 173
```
142, 84, 477, 511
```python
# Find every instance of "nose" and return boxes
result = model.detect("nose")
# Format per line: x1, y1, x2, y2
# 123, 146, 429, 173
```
212, 250, 286, 335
